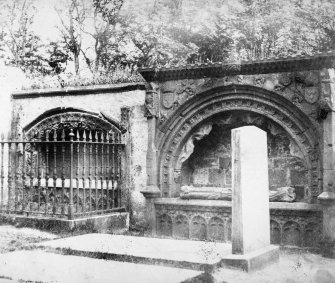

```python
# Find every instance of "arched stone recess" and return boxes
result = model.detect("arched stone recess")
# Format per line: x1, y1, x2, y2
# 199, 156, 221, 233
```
156, 85, 321, 200
22, 107, 126, 139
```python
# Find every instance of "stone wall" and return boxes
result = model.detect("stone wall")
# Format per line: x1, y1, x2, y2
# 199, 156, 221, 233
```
11, 84, 148, 226
181, 111, 308, 200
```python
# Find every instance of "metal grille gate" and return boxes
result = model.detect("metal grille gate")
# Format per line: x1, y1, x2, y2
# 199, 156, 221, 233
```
0, 128, 125, 219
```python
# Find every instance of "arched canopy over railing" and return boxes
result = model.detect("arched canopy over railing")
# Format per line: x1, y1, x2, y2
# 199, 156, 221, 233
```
0, 108, 127, 219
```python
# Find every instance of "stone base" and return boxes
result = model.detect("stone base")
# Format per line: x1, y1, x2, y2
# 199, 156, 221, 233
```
220, 245, 279, 272
0, 212, 129, 233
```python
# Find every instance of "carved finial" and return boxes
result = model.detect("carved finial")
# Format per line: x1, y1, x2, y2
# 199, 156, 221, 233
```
53, 129, 57, 141
101, 132, 104, 142
69, 128, 74, 138
89, 130, 92, 141
95, 131, 98, 142
1, 133, 5, 141
61, 129, 65, 141
83, 130, 87, 141
45, 130, 50, 141
76, 129, 80, 141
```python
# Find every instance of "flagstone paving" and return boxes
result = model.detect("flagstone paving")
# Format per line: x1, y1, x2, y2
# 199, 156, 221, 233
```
0, 250, 202, 283
32, 233, 231, 270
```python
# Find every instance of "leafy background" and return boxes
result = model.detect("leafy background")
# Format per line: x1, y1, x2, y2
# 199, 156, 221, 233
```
0, 0, 334, 89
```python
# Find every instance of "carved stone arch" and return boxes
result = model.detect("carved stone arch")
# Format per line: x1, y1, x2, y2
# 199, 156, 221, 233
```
23, 107, 126, 140
156, 84, 320, 199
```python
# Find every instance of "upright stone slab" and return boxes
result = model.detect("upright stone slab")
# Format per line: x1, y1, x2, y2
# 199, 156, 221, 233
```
221, 126, 279, 271
231, 126, 270, 254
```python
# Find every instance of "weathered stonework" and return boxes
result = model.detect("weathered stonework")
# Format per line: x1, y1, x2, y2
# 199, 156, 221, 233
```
10, 83, 149, 227
155, 199, 323, 249
138, 53, 335, 250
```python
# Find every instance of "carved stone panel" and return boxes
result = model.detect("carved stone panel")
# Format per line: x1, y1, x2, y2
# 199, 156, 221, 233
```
155, 201, 323, 249
173, 214, 189, 239
282, 221, 302, 247
208, 217, 225, 241
270, 220, 281, 245
157, 214, 172, 237
190, 216, 207, 240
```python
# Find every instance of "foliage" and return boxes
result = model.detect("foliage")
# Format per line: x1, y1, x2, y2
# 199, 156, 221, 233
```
2, 0, 335, 89
0, 0, 50, 74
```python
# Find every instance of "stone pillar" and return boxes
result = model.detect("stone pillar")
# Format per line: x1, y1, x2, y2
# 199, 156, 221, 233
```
231, 126, 270, 254
141, 89, 160, 234
141, 89, 160, 197
318, 69, 335, 256
318, 68, 335, 203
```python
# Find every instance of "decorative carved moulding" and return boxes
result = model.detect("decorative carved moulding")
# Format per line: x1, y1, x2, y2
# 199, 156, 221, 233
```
155, 85, 321, 199
138, 52, 335, 82
23, 108, 126, 140
154, 199, 323, 248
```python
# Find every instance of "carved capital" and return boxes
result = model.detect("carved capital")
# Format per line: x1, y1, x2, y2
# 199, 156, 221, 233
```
145, 90, 159, 119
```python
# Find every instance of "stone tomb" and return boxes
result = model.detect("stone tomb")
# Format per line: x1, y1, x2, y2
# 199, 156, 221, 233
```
221, 126, 279, 270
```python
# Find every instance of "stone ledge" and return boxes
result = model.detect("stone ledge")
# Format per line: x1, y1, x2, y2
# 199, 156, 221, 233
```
12, 82, 146, 99
0, 212, 129, 233
154, 198, 323, 211
139, 52, 335, 82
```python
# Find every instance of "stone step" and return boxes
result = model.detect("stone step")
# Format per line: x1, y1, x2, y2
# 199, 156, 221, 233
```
31, 233, 232, 272
0, 250, 202, 283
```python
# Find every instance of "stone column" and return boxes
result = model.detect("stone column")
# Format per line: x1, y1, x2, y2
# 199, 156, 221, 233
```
318, 68, 335, 203
141, 89, 160, 234
231, 126, 270, 254
141, 89, 160, 197
318, 69, 335, 255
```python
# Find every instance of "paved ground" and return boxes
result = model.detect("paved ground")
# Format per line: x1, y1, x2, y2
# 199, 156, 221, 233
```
32, 233, 231, 266
213, 250, 335, 283
0, 225, 58, 253
0, 250, 201, 283
0, 225, 334, 283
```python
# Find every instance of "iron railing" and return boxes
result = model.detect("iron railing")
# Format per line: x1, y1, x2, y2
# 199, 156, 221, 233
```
0, 128, 125, 219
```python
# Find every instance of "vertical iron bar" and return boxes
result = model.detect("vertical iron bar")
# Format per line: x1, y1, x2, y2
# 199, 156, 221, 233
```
45, 130, 50, 215
117, 133, 122, 208
88, 130, 92, 214
7, 135, 12, 211
21, 134, 26, 212
29, 138, 34, 213
76, 130, 80, 213
61, 129, 65, 215
100, 132, 104, 213
0, 134, 4, 211
52, 130, 57, 215
68, 128, 74, 220
13, 141, 18, 212
106, 132, 110, 210
111, 132, 115, 209
94, 131, 98, 212
82, 130, 86, 214
37, 132, 42, 212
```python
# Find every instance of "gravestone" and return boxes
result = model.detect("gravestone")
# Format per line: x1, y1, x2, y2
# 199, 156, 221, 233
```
231, 126, 270, 253
221, 126, 279, 271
